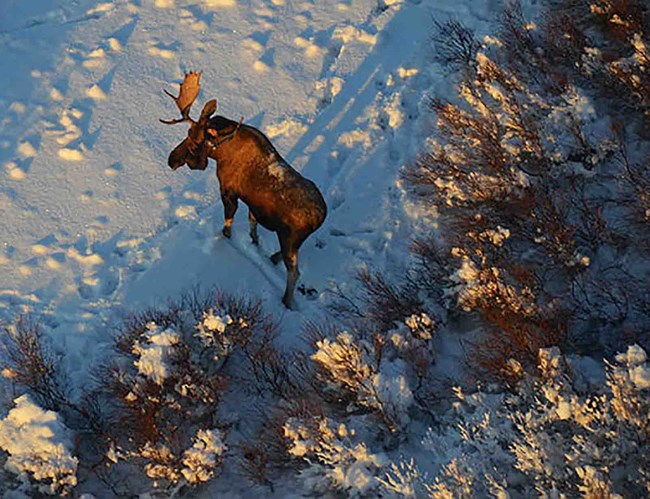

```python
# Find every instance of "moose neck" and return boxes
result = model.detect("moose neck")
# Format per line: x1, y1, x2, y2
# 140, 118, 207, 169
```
205, 116, 243, 162
206, 118, 280, 171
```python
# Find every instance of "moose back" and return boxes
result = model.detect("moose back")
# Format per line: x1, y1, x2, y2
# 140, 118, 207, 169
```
161, 72, 327, 308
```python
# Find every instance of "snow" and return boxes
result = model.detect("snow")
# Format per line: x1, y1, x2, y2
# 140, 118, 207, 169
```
132, 322, 180, 385
0, 394, 78, 495
181, 429, 227, 484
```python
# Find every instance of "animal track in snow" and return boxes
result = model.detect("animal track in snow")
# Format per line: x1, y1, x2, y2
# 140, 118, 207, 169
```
154, 0, 176, 8
82, 48, 108, 70
265, 118, 308, 140
294, 36, 325, 59
147, 42, 177, 59
203, 0, 237, 8
5, 161, 26, 180
0, 290, 41, 319
315, 77, 344, 110
77, 267, 120, 300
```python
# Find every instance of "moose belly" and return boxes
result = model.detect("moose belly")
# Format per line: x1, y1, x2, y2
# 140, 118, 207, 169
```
247, 205, 283, 232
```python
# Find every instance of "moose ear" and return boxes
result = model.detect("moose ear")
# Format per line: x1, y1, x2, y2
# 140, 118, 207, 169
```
199, 99, 217, 123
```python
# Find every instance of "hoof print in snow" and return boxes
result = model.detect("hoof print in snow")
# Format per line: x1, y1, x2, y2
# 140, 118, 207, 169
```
298, 284, 318, 300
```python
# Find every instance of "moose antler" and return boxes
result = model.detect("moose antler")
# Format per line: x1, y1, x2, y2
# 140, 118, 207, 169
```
160, 71, 202, 124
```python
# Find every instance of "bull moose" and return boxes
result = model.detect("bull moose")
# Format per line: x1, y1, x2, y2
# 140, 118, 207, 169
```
161, 71, 327, 308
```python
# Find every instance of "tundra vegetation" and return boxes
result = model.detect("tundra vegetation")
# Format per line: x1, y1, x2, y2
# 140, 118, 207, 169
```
0, 1, 648, 497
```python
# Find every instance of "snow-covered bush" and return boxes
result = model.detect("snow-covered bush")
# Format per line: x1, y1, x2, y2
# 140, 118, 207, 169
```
100, 290, 277, 491
283, 415, 386, 497
104, 318, 227, 489
510, 344, 650, 496
311, 331, 412, 433
0, 394, 78, 496
308, 319, 438, 434
180, 428, 227, 484
404, 1, 650, 372
380, 344, 650, 497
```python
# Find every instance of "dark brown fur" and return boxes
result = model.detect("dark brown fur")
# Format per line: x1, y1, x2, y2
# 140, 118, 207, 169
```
168, 111, 327, 308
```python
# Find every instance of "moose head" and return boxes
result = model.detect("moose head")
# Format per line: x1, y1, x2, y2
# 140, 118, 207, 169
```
160, 71, 216, 171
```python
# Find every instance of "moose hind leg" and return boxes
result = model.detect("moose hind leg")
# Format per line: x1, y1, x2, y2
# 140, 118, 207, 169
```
248, 210, 259, 245
221, 191, 238, 238
278, 231, 306, 309
282, 251, 300, 309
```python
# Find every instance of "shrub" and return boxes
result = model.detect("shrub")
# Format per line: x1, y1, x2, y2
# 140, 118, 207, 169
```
283, 414, 387, 497
403, 2, 650, 374
305, 308, 439, 434
99, 290, 279, 492
380, 344, 650, 497
1, 317, 69, 412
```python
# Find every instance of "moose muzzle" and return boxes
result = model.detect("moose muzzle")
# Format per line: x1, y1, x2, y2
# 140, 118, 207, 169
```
168, 137, 208, 171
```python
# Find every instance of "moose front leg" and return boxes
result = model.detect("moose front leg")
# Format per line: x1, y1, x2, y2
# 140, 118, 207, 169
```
248, 210, 259, 245
221, 191, 238, 238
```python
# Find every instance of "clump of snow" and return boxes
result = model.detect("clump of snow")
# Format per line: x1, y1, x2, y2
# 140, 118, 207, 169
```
479, 226, 510, 247
613, 344, 650, 390
404, 312, 434, 340
0, 395, 78, 496
181, 429, 227, 484
195, 309, 248, 362
132, 322, 180, 385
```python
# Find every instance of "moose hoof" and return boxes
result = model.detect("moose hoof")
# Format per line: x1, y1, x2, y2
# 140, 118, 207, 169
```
222, 226, 232, 239
282, 297, 294, 310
